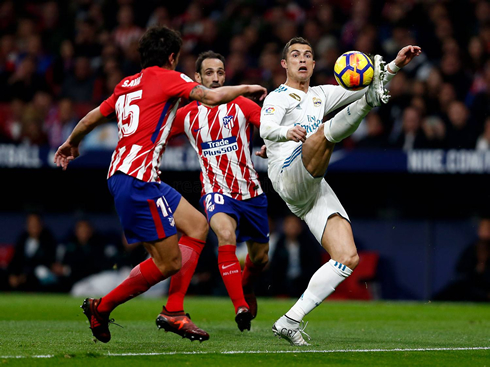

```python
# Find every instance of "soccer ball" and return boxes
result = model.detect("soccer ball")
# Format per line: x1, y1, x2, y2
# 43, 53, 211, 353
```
334, 51, 374, 90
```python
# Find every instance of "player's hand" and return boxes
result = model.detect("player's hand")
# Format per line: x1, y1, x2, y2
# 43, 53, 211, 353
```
255, 144, 268, 158
54, 141, 80, 170
287, 125, 307, 143
245, 85, 268, 101
394, 45, 422, 69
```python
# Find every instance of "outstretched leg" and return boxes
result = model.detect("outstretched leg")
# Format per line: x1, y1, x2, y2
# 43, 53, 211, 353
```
157, 196, 210, 342
84, 235, 181, 343
166, 197, 208, 312
302, 54, 389, 177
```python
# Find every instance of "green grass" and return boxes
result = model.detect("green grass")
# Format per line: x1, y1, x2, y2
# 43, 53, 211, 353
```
0, 294, 489, 366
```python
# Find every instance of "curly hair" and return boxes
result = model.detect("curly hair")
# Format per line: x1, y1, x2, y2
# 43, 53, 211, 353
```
138, 26, 183, 69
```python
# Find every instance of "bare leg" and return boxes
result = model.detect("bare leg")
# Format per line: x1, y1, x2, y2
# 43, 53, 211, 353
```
285, 214, 358, 322
242, 240, 269, 317
165, 196, 208, 312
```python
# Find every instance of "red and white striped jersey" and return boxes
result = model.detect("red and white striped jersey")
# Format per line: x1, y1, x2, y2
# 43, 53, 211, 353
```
171, 96, 263, 200
100, 66, 199, 182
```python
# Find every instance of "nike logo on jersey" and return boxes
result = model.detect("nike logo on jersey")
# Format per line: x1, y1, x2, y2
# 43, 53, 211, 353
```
221, 263, 235, 270
193, 126, 205, 133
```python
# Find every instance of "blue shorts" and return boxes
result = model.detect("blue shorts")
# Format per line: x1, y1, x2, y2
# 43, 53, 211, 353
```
108, 172, 180, 244
200, 193, 269, 243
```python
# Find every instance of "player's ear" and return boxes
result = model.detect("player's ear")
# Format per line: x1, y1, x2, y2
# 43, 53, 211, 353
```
168, 52, 179, 69
195, 72, 202, 84
281, 58, 287, 70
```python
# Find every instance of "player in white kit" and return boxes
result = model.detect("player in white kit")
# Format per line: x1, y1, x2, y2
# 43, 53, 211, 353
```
260, 37, 421, 346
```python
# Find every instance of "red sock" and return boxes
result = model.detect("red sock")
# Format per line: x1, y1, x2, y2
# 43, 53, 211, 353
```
166, 236, 205, 312
242, 254, 265, 294
98, 258, 165, 315
218, 244, 247, 313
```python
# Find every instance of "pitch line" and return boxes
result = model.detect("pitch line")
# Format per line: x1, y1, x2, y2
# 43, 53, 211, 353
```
1, 347, 489, 359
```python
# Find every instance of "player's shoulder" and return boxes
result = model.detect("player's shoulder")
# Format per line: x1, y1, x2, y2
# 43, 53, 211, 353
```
234, 95, 260, 109
177, 100, 200, 116
113, 70, 143, 91
145, 66, 195, 84
264, 84, 298, 107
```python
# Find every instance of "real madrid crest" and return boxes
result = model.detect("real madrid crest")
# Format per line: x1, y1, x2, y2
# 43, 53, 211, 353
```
313, 97, 322, 107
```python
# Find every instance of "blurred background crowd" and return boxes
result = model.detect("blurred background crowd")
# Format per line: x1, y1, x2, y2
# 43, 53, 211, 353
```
1, 0, 489, 302
1, 0, 490, 151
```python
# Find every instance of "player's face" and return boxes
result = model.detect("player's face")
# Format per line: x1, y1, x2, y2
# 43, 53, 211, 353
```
195, 58, 225, 88
282, 44, 315, 82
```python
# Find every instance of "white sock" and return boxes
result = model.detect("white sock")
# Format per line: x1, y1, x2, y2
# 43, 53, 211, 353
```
286, 259, 353, 321
323, 97, 372, 143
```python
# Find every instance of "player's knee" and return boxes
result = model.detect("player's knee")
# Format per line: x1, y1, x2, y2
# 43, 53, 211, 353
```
337, 252, 359, 270
165, 256, 182, 277
323, 120, 341, 143
195, 216, 209, 241
187, 215, 209, 241
217, 228, 236, 245
155, 255, 181, 277
251, 251, 269, 267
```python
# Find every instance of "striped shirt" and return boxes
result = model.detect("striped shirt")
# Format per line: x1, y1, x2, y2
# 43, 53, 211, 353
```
171, 97, 263, 200
100, 66, 199, 182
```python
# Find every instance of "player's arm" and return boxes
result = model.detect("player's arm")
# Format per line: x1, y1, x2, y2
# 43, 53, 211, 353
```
383, 45, 422, 84
189, 84, 267, 106
260, 99, 306, 143
168, 107, 186, 142
54, 107, 108, 170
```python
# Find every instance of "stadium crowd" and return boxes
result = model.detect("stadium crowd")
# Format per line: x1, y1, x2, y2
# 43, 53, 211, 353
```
0, 0, 489, 151
1, 211, 330, 299
1, 0, 490, 303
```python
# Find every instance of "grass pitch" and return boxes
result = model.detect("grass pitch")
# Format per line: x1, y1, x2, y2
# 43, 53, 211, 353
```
0, 294, 489, 366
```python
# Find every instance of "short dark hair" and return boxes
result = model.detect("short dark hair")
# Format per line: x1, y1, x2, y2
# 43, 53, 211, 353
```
282, 37, 314, 60
138, 26, 183, 69
195, 50, 226, 74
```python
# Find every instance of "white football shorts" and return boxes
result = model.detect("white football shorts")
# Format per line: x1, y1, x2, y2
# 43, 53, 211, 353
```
270, 148, 349, 243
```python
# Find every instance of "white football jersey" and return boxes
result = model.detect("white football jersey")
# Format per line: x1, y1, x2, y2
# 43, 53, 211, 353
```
260, 83, 365, 179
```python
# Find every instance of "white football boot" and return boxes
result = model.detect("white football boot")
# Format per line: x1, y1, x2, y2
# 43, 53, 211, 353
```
365, 54, 390, 107
272, 315, 311, 346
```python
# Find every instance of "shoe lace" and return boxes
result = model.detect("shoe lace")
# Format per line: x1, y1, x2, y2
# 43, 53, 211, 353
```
108, 318, 123, 328
297, 321, 311, 342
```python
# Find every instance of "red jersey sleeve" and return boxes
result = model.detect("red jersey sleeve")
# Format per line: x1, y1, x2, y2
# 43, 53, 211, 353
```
238, 96, 261, 128
161, 71, 200, 100
100, 93, 116, 117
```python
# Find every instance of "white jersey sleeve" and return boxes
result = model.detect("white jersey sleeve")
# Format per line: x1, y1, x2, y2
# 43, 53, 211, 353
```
260, 92, 292, 142
259, 85, 305, 179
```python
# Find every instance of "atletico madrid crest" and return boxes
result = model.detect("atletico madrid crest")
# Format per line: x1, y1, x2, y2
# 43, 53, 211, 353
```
223, 115, 234, 129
